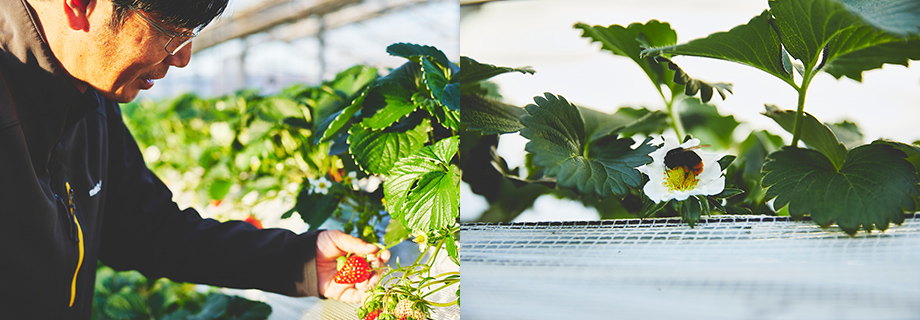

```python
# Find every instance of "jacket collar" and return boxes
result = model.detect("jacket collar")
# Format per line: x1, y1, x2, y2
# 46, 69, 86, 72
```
1, 0, 98, 116
1, 0, 103, 174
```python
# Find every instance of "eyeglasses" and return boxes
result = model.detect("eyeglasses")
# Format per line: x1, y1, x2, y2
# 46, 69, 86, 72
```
127, 5, 199, 55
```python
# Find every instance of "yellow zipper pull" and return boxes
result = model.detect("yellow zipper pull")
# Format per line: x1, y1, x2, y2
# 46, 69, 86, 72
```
65, 181, 85, 308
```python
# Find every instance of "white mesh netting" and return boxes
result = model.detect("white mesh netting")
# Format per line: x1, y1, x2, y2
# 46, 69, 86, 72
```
460, 214, 920, 320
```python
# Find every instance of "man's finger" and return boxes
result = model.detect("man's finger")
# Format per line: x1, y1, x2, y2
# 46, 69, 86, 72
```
328, 230, 379, 254
366, 249, 390, 268
327, 285, 366, 303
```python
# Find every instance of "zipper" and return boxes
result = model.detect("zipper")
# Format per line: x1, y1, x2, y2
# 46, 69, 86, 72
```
64, 181, 85, 308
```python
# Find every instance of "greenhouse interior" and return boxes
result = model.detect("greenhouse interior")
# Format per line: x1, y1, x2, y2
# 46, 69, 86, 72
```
99, 0, 460, 319
12, 0, 919, 319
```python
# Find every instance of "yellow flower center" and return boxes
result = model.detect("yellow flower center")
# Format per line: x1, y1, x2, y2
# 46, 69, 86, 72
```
663, 166, 700, 192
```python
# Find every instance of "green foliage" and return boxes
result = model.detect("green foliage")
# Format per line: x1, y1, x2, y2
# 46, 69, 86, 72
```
630, 0, 920, 235
722, 130, 786, 214
387, 43, 453, 74
459, 94, 526, 134
642, 0, 920, 84
655, 57, 733, 103
641, 10, 792, 85
384, 136, 460, 235
456, 57, 534, 94
679, 98, 740, 150
823, 38, 920, 81
126, 43, 460, 320
771, 0, 918, 80
575, 20, 679, 96
93, 265, 270, 320
519, 93, 656, 198
349, 119, 432, 175
762, 144, 920, 235
763, 105, 847, 170
122, 67, 372, 212
827, 120, 864, 149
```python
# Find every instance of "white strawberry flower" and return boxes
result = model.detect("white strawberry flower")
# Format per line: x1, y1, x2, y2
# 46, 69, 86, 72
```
353, 174, 383, 193
637, 136, 725, 203
310, 176, 332, 195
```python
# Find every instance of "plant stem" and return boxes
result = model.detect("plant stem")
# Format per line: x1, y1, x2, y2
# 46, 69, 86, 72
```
426, 299, 459, 308
419, 279, 460, 299
790, 72, 814, 147
667, 96, 686, 139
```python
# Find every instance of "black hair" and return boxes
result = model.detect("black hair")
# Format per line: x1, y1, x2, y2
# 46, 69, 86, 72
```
110, 0, 228, 31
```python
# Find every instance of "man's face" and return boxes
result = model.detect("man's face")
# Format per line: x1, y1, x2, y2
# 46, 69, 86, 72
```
80, 3, 194, 103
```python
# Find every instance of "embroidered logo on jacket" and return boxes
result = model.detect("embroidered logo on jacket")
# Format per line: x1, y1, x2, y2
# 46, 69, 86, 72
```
88, 180, 102, 197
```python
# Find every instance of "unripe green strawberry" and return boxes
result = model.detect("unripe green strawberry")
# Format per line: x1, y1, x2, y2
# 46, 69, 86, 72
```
333, 254, 371, 284
393, 299, 426, 320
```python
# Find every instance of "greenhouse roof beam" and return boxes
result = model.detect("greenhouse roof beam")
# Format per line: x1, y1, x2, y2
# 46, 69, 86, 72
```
193, 0, 362, 53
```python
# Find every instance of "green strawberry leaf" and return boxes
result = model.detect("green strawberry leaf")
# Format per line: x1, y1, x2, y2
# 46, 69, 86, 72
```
402, 167, 460, 233
575, 20, 679, 94
387, 43, 451, 72
415, 92, 460, 131
445, 233, 460, 266
717, 155, 737, 172
360, 83, 417, 130
384, 218, 411, 247
459, 94, 526, 134
444, 82, 460, 111
827, 120, 864, 149
314, 89, 367, 144
763, 105, 847, 171
873, 140, 920, 176
310, 65, 379, 124
769, 0, 912, 76
208, 178, 232, 200
103, 293, 149, 319
681, 196, 704, 228
194, 294, 230, 319
822, 38, 920, 81
384, 136, 460, 234
642, 10, 793, 86
224, 295, 272, 319
422, 57, 457, 111
762, 144, 920, 235
455, 56, 535, 85
348, 117, 431, 174
712, 188, 744, 200
640, 199, 671, 218
288, 181, 344, 230
680, 98, 741, 150
837, 0, 920, 36
579, 106, 668, 143
519, 93, 656, 198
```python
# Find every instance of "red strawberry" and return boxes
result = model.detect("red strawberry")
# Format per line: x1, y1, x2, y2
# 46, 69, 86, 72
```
363, 309, 382, 320
333, 254, 371, 284
244, 214, 263, 229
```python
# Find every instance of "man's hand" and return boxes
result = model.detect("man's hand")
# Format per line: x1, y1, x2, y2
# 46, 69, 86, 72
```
315, 230, 390, 303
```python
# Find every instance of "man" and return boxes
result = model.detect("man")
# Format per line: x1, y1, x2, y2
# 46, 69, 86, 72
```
0, 0, 389, 318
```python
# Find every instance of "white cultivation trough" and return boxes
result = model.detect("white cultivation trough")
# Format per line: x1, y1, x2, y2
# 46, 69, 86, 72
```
460, 214, 920, 320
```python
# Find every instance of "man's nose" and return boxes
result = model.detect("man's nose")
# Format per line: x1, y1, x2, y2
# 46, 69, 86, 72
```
165, 42, 193, 68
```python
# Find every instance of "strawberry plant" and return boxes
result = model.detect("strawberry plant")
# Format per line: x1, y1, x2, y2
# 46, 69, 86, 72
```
121, 43, 460, 318
462, 0, 920, 235
640, 0, 920, 234
92, 264, 271, 320
303, 42, 461, 318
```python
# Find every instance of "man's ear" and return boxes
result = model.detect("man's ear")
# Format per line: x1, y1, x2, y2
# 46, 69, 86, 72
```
63, 0, 95, 32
